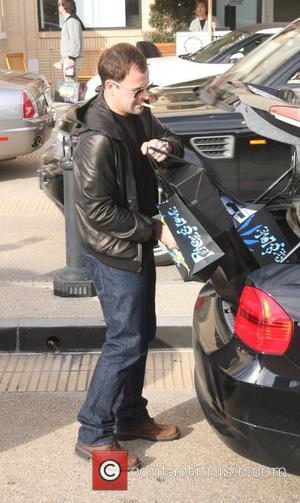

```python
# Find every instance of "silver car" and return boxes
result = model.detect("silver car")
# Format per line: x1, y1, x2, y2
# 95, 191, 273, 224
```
0, 70, 55, 161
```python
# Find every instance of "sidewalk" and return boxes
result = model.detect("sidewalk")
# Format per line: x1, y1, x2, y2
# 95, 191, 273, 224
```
2, 386, 299, 503
0, 147, 201, 352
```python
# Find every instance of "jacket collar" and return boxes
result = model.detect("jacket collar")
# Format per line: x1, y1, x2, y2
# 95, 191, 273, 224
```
74, 92, 152, 141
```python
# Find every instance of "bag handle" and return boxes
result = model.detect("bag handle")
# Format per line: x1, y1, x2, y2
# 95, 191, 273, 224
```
147, 145, 188, 164
146, 146, 239, 202
146, 148, 174, 199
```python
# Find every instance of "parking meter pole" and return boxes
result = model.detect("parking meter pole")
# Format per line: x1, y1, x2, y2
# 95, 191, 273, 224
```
53, 139, 95, 297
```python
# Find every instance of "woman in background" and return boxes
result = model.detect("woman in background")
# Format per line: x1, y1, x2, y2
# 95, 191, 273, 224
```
189, 0, 217, 32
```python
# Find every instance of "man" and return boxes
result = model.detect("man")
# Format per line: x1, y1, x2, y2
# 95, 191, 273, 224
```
58, 0, 83, 80
72, 43, 184, 469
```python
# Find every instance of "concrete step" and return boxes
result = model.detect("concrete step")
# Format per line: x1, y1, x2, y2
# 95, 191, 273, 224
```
0, 278, 200, 351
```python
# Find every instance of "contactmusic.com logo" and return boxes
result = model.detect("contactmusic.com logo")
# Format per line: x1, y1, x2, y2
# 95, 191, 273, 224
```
92, 451, 128, 490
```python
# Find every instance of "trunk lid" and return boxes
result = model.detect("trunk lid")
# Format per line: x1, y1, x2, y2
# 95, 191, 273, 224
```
0, 70, 52, 119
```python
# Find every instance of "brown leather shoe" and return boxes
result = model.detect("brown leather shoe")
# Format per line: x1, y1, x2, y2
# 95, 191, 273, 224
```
75, 440, 141, 470
116, 418, 180, 442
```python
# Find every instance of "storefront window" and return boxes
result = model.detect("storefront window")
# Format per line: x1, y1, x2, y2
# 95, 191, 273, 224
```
215, 0, 260, 29
38, 0, 141, 31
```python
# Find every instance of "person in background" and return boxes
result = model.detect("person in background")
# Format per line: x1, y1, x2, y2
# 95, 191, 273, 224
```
189, 0, 218, 32
57, 0, 84, 80
72, 43, 183, 469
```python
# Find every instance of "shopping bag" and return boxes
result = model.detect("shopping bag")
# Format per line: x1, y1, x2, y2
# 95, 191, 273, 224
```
159, 191, 224, 281
148, 149, 254, 281
163, 160, 234, 237
54, 80, 86, 104
150, 148, 292, 268
220, 195, 292, 265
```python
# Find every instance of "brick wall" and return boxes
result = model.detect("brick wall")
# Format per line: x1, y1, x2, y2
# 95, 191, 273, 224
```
0, 0, 153, 85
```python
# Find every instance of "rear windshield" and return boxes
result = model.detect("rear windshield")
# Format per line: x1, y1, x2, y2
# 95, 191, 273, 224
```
208, 20, 300, 105
191, 30, 250, 63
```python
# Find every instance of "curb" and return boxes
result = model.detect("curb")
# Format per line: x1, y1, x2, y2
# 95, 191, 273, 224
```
0, 316, 192, 353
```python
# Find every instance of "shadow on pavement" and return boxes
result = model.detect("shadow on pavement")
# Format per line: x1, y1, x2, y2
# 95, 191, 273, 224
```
0, 267, 62, 281
0, 158, 39, 181
0, 237, 45, 253
0, 392, 203, 463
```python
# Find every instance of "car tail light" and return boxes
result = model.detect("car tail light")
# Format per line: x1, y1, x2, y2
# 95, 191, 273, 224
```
234, 286, 293, 355
22, 91, 37, 119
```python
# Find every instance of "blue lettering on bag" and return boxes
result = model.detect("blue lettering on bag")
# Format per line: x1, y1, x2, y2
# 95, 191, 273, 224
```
167, 205, 215, 264
238, 215, 287, 263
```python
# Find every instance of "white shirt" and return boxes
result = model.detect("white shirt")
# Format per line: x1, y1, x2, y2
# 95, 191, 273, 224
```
189, 17, 217, 32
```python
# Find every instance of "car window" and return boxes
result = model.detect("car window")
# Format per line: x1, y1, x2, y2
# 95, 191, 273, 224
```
206, 21, 300, 105
240, 34, 270, 56
191, 30, 249, 63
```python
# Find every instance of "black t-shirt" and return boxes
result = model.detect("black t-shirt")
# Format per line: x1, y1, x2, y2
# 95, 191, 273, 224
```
112, 112, 158, 218
200, 19, 206, 29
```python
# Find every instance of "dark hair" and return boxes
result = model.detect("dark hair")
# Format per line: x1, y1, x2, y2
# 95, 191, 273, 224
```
98, 43, 148, 85
60, 0, 76, 15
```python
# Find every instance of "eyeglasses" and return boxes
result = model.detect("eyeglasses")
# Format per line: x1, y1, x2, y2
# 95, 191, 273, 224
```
110, 80, 154, 100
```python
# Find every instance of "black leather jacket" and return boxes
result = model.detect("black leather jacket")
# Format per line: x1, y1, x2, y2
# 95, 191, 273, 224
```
72, 93, 184, 272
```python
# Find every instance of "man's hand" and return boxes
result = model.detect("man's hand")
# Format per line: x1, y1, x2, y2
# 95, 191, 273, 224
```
141, 139, 171, 162
159, 223, 178, 249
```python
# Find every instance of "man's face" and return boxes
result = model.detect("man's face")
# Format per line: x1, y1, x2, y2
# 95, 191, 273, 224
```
105, 66, 150, 116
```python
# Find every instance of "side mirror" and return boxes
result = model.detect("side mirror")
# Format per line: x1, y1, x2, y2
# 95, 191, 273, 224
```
229, 52, 244, 64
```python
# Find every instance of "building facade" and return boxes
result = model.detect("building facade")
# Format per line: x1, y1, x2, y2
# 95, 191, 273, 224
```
0, 0, 299, 83
214, 0, 299, 28
0, 0, 152, 82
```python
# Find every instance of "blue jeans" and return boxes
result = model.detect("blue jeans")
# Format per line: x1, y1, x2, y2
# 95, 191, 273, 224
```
77, 251, 156, 446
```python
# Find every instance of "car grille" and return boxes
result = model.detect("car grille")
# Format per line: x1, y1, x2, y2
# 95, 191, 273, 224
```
190, 135, 235, 159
